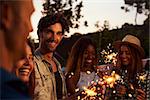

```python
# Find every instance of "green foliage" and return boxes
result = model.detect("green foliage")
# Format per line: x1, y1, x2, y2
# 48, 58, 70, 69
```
122, 0, 149, 15
121, 0, 149, 25
42, 0, 84, 32
89, 18, 149, 58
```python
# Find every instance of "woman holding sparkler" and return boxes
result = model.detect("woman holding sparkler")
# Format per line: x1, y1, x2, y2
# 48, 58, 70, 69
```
65, 37, 101, 97
112, 34, 146, 100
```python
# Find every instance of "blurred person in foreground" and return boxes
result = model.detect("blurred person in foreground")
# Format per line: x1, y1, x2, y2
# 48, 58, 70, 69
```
0, 0, 34, 99
14, 39, 35, 98
106, 34, 146, 100
34, 14, 68, 100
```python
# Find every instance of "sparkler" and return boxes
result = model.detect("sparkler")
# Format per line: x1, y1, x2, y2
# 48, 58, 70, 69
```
83, 86, 97, 96
103, 71, 121, 88
80, 66, 146, 98
137, 73, 147, 83
69, 70, 146, 99
100, 43, 117, 66
136, 72, 147, 90
74, 71, 121, 99
104, 52, 117, 65
80, 81, 104, 100
67, 43, 147, 99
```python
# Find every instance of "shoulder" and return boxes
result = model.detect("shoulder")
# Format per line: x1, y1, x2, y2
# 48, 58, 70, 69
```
0, 68, 30, 99
34, 50, 43, 61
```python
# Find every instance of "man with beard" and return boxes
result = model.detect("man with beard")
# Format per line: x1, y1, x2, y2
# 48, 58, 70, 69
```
34, 14, 68, 100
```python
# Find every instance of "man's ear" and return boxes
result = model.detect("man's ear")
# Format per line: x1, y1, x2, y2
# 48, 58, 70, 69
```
1, 3, 13, 31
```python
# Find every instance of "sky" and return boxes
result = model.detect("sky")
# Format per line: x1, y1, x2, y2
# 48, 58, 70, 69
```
30, 0, 147, 41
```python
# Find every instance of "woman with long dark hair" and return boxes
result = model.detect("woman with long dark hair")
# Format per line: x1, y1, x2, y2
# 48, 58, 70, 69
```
65, 37, 100, 97
112, 34, 146, 100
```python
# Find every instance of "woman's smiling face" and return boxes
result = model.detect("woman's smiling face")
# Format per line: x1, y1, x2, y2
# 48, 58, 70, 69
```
83, 44, 96, 68
15, 43, 34, 83
119, 45, 131, 66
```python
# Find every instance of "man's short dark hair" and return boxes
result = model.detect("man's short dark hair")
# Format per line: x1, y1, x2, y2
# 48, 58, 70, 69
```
37, 13, 68, 39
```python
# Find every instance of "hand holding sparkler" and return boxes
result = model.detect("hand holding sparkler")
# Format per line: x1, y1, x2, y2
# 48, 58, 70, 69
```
136, 88, 146, 100
116, 85, 127, 96
136, 72, 147, 100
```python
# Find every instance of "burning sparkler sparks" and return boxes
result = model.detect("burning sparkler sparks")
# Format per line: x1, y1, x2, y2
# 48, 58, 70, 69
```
71, 70, 146, 100
137, 73, 147, 82
67, 43, 148, 99
100, 43, 117, 66
83, 86, 97, 96
75, 71, 121, 99
103, 71, 121, 88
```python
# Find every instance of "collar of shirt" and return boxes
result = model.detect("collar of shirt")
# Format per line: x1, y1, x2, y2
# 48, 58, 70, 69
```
34, 50, 62, 72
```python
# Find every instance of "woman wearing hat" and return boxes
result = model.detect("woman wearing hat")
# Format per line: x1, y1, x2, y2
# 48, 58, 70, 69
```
112, 34, 146, 100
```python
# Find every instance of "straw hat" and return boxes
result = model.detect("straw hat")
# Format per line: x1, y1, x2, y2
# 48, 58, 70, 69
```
113, 34, 145, 58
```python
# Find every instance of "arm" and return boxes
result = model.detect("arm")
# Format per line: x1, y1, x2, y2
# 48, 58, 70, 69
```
66, 68, 80, 95
136, 88, 146, 100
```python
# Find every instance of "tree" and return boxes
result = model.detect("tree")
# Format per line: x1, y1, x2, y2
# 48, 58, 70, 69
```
103, 20, 110, 31
42, 0, 86, 32
121, 0, 149, 25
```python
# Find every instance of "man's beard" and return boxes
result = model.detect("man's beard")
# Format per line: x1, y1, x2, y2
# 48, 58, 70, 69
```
45, 40, 57, 52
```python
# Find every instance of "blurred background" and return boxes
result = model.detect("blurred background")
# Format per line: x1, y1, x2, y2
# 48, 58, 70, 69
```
29, 0, 149, 66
